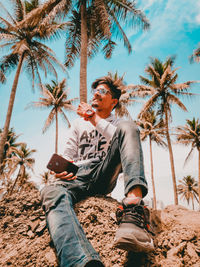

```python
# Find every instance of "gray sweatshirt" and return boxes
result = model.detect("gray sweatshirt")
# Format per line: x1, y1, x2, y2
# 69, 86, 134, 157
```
63, 113, 122, 165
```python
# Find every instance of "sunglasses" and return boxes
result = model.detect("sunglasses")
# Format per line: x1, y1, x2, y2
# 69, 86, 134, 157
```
93, 87, 112, 96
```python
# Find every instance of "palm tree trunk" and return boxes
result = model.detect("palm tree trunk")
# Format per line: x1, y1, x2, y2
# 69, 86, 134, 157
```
192, 197, 194, 210
198, 148, 200, 210
80, 1, 88, 103
165, 110, 178, 205
9, 166, 22, 195
55, 111, 58, 154
149, 136, 157, 209
19, 164, 25, 188
0, 55, 24, 164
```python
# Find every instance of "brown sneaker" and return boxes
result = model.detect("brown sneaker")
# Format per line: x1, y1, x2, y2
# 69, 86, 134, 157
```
114, 197, 154, 253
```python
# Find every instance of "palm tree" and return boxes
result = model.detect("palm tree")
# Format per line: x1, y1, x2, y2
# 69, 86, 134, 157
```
0, 128, 23, 174
176, 118, 200, 207
27, 78, 78, 153
7, 143, 36, 195
134, 57, 196, 205
0, 0, 67, 164
32, 0, 149, 102
40, 170, 52, 185
0, 69, 6, 83
18, 171, 37, 192
190, 45, 200, 63
137, 110, 166, 209
177, 175, 198, 210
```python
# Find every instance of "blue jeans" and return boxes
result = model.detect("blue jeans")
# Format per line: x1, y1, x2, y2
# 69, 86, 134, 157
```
41, 121, 148, 267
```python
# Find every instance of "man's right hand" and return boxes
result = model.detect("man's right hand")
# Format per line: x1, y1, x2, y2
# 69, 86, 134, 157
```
50, 171, 77, 181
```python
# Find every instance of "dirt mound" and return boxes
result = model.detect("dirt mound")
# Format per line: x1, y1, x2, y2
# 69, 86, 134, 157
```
151, 205, 200, 266
0, 188, 200, 266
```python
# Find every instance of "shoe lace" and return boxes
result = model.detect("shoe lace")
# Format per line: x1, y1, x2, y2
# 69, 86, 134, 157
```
116, 204, 155, 236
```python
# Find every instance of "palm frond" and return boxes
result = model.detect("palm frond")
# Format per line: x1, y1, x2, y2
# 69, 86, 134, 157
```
145, 64, 161, 87
139, 76, 153, 86
102, 38, 116, 59
0, 69, 6, 83
171, 81, 197, 92
0, 53, 19, 74
167, 94, 187, 111
0, 3, 18, 26
184, 147, 195, 166
138, 93, 159, 119
190, 44, 200, 63
108, 0, 150, 30
60, 110, 71, 128
94, 0, 111, 38
42, 108, 56, 133
13, 0, 25, 21
36, 0, 70, 29
107, 8, 132, 53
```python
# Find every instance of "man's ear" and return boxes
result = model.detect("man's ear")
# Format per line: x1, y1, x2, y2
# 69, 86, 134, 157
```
112, 98, 118, 108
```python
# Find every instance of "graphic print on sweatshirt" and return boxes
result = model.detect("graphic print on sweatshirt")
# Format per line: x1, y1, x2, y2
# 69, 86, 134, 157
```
78, 128, 108, 161
64, 115, 122, 163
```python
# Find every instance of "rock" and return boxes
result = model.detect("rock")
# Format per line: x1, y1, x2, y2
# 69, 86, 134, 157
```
35, 221, 46, 235
27, 230, 35, 239
160, 257, 183, 267
28, 219, 40, 232
110, 212, 116, 221
45, 250, 57, 265
167, 242, 186, 257
186, 242, 199, 260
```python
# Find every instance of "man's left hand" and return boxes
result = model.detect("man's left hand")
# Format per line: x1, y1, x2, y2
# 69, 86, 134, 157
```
50, 171, 77, 181
77, 102, 94, 118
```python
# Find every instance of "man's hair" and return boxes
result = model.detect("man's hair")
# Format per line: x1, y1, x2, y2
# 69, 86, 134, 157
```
91, 76, 122, 101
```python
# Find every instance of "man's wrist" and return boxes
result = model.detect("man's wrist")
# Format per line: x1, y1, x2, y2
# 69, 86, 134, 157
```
84, 108, 95, 119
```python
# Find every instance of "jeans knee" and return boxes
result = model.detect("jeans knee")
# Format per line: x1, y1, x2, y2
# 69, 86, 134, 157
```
117, 121, 139, 136
41, 184, 69, 214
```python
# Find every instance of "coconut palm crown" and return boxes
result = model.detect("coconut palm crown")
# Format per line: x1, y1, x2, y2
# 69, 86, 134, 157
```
177, 175, 198, 210
0, 0, 67, 164
190, 44, 200, 63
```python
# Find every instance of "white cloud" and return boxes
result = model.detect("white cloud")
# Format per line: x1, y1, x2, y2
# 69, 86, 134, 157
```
139, 0, 158, 11
133, 0, 200, 50
196, 1, 200, 24
196, 14, 200, 24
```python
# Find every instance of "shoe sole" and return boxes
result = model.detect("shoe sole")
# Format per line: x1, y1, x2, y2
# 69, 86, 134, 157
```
114, 235, 154, 253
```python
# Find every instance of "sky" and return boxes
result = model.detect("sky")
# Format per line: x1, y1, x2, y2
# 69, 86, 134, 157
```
0, 0, 200, 209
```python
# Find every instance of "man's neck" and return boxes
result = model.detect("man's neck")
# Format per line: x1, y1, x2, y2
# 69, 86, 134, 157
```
96, 111, 111, 119
96, 109, 112, 119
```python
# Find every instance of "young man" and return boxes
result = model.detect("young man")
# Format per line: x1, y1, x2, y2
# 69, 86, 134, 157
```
41, 76, 154, 267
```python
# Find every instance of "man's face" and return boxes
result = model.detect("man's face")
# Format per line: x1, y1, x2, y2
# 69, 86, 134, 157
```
91, 83, 117, 111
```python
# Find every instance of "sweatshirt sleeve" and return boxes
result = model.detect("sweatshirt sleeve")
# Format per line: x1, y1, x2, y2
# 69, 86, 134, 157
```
63, 122, 79, 161
95, 118, 117, 141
